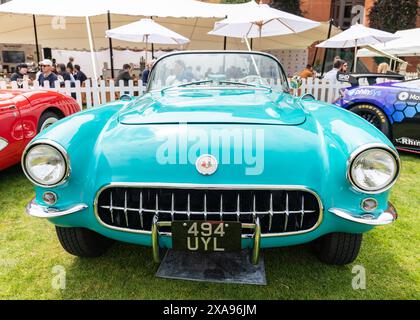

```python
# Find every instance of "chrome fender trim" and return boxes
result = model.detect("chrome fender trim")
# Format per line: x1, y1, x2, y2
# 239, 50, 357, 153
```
26, 198, 88, 218
329, 202, 397, 226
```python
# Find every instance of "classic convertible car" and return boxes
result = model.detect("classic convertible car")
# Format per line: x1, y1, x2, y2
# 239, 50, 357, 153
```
23, 51, 399, 266
335, 73, 420, 154
0, 89, 81, 171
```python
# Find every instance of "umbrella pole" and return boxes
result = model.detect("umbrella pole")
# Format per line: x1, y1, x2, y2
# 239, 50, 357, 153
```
321, 19, 334, 76
145, 35, 148, 63
244, 37, 250, 51
85, 16, 98, 81
354, 43, 358, 72
107, 10, 115, 79
32, 15, 40, 63
244, 38, 260, 76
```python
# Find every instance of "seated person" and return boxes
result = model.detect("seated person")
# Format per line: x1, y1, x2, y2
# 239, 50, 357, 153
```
165, 60, 193, 86
38, 59, 58, 88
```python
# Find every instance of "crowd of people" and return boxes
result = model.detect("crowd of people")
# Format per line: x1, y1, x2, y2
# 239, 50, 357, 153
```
8, 55, 156, 90
115, 59, 156, 87
297, 55, 399, 84
9, 57, 88, 89
8, 54, 412, 91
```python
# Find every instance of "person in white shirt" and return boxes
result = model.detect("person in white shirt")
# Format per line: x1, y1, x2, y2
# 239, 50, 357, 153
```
324, 59, 346, 85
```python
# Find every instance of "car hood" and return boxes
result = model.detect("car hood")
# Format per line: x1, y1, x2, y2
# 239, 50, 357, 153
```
118, 89, 306, 125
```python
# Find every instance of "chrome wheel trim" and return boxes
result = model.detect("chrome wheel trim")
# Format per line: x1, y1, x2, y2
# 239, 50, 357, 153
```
40, 117, 58, 131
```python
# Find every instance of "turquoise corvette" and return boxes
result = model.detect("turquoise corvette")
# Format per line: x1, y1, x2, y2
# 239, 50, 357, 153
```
23, 51, 400, 266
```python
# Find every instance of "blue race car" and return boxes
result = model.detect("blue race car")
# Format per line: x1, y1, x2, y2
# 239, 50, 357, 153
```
335, 73, 420, 154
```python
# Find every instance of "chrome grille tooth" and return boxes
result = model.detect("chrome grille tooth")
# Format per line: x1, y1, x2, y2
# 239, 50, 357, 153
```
171, 193, 175, 221
219, 194, 223, 221
284, 192, 289, 231
110, 191, 114, 224
155, 193, 159, 221
139, 191, 143, 229
269, 193, 273, 231
252, 194, 257, 223
187, 193, 191, 220
236, 193, 240, 222
300, 194, 305, 229
124, 190, 128, 227
204, 193, 207, 221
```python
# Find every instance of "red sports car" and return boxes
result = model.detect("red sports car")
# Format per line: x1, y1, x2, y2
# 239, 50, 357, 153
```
0, 89, 81, 171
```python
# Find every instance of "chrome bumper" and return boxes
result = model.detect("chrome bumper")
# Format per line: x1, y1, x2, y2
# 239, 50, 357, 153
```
329, 202, 397, 226
26, 198, 88, 218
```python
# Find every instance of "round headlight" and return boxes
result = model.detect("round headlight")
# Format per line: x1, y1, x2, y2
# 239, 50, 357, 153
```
349, 147, 399, 193
23, 143, 68, 187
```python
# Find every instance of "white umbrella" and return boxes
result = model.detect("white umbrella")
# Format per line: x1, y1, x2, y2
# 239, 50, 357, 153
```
208, 1, 320, 48
106, 18, 189, 61
316, 23, 400, 71
357, 28, 420, 58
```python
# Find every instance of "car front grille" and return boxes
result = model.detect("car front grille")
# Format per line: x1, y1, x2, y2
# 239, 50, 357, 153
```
95, 185, 322, 236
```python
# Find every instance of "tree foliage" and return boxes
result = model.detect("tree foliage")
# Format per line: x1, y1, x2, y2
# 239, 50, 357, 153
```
269, 0, 302, 16
220, 0, 302, 16
368, 0, 419, 33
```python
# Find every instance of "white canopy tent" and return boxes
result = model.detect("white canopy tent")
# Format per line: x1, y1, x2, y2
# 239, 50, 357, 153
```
357, 28, 420, 58
0, 0, 227, 79
0, 0, 341, 77
0, 14, 339, 50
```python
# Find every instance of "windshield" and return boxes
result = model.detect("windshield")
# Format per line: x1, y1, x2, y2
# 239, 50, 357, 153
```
147, 52, 288, 92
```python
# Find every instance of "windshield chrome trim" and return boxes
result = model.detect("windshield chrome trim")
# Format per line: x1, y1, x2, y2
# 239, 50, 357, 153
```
146, 50, 289, 93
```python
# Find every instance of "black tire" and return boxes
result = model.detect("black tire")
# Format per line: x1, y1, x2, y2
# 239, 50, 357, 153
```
37, 111, 61, 133
314, 232, 362, 265
349, 104, 391, 138
56, 227, 114, 257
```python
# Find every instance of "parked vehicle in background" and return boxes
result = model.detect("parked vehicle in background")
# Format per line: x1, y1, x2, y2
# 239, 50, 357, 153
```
0, 89, 81, 171
335, 73, 420, 154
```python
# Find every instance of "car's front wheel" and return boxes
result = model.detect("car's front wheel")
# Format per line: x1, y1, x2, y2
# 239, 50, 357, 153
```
56, 227, 114, 257
37, 111, 61, 132
349, 104, 391, 138
313, 232, 362, 265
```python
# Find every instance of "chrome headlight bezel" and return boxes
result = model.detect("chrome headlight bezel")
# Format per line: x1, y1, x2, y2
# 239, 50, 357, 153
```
22, 140, 70, 188
347, 144, 400, 194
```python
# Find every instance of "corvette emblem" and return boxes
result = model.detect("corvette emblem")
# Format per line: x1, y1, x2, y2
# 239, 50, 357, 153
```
196, 155, 218, 176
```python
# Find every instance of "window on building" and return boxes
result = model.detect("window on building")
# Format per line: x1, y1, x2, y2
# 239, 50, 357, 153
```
331, 0, 365, 30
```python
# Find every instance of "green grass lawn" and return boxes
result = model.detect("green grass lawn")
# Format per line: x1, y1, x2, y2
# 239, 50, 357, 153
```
0, 155, 419, 300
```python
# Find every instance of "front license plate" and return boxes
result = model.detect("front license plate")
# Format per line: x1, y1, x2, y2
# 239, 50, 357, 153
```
172, 221, 242, 252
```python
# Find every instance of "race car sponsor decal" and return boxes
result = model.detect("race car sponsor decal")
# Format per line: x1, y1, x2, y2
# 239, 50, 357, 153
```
348, 88, 381, 97
397, 91, 420, 102
396, 137, 420, 147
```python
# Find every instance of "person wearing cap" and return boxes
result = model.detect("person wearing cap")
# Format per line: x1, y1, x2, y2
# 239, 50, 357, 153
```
38, 59, 58, 88
11, 63, 29, 82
